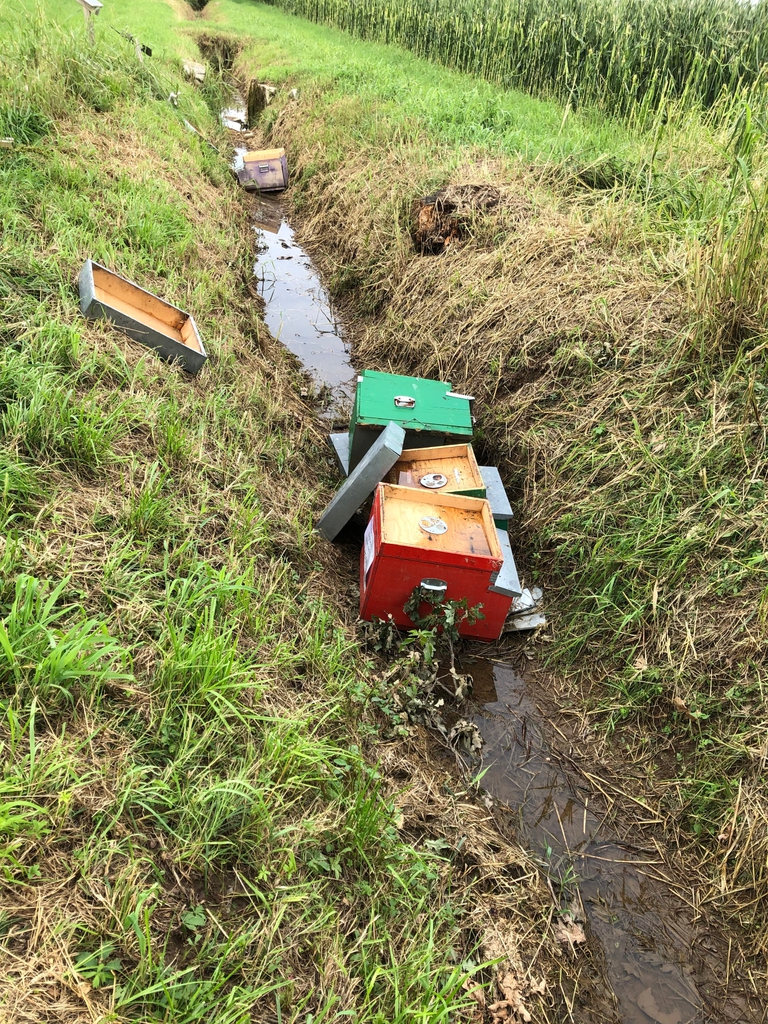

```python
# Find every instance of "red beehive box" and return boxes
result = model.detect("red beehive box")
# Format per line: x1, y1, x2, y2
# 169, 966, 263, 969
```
360, 484, 509, 641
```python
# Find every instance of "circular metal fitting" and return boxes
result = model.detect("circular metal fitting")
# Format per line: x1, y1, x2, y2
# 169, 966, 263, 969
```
419, 578, 448, 594
419, 472, 448, 489
418, 515, 448, 535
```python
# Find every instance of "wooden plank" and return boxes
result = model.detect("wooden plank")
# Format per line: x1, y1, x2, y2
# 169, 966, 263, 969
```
317, 423, 405, 541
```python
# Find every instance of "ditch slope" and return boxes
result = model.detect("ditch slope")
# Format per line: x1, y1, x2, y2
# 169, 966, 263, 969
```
219, 0, 768, 1014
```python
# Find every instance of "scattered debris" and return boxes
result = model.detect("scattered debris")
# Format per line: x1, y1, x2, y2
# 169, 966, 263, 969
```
221, 103, 247, 131
289, 88, 299, 100
448, 718, 483, 754
183, 60, 206, 83
78, 260, 207, 374
506, 587, 546, 632
553, 911, 587, 950
449, 665, 473, 702
168, 92, 179, 108
0, 138, 14, 149
482, 925, 539, 1023
412, 184, 501, 254
321, 371, 530, 641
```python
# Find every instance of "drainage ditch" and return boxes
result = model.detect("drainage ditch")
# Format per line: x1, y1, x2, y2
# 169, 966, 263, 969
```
455, 659, 760, 1024
221, 100, 760, 1024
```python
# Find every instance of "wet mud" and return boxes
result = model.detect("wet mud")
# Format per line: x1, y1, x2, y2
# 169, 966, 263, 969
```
459, 658, 762, 1024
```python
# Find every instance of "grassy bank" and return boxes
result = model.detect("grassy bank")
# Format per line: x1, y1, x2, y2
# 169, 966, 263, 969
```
0, 6, 558, 1021
189, 0, 768, 969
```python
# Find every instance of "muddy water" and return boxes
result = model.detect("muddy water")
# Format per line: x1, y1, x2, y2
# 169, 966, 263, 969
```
459, 659, 759, 1024
225, 97, 355, 418
251, 195, 355, 417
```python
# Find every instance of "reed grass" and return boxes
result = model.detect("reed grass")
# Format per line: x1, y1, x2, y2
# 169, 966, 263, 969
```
268, 0, 768, 123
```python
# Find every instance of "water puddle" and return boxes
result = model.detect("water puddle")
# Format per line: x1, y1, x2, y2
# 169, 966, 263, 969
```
223, 93, 354, 418
221, 93, 247, 132
251, 195, 355, 418
458, 659, 759, 1024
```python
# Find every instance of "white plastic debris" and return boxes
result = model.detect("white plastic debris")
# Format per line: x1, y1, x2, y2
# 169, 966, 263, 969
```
506, 586, 546, 632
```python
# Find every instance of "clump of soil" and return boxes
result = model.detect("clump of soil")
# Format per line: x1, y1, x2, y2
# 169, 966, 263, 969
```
412, 184, 501, 254
196, 33, 241, 73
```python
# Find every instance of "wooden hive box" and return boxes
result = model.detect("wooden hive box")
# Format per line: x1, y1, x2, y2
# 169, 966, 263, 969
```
236, 148, 289, 191
360, 484, 510, 640
348, 370, 473, 473
384, 443, 485, 498
79, 261, 206, 374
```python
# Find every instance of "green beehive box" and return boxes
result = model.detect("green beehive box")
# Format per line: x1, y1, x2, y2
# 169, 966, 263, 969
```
348, 371, 473, 472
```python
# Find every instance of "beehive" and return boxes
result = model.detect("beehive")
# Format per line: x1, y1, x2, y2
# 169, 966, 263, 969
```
360, 484, 510, 640
236, 148, 288, 191
78, 260, 206, 374
348, 371, 473, 472
384, 443, 485, 498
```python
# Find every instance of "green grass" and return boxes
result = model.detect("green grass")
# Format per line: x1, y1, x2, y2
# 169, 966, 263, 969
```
188, 0, 768, 961
0, 6, 560, 1020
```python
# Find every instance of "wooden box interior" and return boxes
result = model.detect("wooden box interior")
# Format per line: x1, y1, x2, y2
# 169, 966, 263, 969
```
92, 266, 201, 352
384, 443, 483, 493
379, 484, 499, 558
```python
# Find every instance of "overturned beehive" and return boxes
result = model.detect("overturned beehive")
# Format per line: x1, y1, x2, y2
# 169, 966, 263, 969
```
412, 184, 501, 255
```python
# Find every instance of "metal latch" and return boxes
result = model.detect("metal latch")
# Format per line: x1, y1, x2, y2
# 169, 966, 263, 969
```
258, 164, 270, 172
419, 578, 448, 595
394, 395, 416, 408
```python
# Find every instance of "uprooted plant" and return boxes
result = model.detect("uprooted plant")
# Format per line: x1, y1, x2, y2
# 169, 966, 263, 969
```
359, 586, 482, 759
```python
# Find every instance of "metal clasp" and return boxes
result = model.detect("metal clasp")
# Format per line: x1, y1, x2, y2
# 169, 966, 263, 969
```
258, 164, 270, 172
394, 395, 416, 408
420, 578, 448, 595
